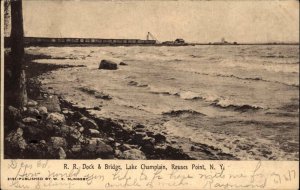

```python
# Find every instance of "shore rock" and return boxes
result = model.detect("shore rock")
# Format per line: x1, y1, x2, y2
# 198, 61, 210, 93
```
142, 143, 155, 154
121, 149, 146, 160
93, 106, 101, 111
141, 136, 155, 154
71, 144, 82, 152
16, 121, 26, 129
143, 136, 156, 144
83, 141, 114, 159
154, 133, 166, 143
58, 125, 77, 138
73, 111, 84, 120
119, 144, 132, 151
58, 147, 67, 159
80, 117, 98, 130
38, 106, 48, 115
133, 132, 147, 143
23, 126, 46, 140
5, 128, 27, 154
49, 137, 67, 149
88, 129, 101, 137
47, 113, 65, 125
95, 141, 114, 159
94, 92, 112, 100
135, 124, 146, 129
119, 62, 128, 66
115, 149, 122, 157
237, 143, 253, 151
99, 60, 118, 70
166, 146, 191, 159
22, 117, 38, 125
146, 131, 154, 136
67, 126, 82, 141
25, 107, 40, 117
25, 142, 48, 159
108, 137, 115, 143
8, 106, 21, 119
27, 100, 38, 107
78, 126, 84, 133
38, 95, 61, 112
119, 124, 134, 139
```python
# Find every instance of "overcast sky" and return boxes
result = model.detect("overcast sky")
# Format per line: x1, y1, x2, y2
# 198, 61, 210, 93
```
22, 0, 299, 43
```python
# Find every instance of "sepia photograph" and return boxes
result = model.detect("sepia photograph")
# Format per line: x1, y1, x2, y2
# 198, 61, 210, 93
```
2, 0, 299, 162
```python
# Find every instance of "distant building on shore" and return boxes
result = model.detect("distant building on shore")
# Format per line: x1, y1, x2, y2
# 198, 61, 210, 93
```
162, 38, 187, 45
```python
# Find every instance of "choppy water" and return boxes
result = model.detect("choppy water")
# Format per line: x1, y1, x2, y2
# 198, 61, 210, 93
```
28, 45, 299, 160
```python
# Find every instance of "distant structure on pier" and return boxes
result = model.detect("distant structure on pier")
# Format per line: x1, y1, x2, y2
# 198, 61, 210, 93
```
209, 38, 238, 45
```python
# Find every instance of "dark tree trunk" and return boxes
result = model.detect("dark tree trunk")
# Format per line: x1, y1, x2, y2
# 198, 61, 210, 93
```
10, 0, 27, 108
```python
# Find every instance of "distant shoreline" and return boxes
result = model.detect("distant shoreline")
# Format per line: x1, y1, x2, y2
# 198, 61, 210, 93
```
4, 43, 299, 48
193, 43, 300, 46
4, 37, 299, 47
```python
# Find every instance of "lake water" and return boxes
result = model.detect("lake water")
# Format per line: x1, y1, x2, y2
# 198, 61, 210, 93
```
27, 45, 299, 160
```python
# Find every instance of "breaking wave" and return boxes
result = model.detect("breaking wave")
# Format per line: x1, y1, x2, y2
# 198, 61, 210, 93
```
149, 87, 264, 112
214, 73, 299, 87
77, 86, 112, 100
211, 100, 263, 112
190, 71, 299, 88
163, 109, 206, 117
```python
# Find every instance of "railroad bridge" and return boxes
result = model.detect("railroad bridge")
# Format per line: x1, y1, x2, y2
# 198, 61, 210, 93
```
4, 37, 156, 47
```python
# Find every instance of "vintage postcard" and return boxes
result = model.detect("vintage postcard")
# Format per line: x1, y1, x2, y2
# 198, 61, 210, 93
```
1, 0, 299, 189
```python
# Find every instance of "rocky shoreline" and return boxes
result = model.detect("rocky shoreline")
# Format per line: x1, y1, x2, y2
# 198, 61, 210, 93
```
4, 56, 192, 160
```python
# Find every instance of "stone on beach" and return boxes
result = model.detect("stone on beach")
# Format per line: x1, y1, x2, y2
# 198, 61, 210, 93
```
88, 129, 101, 137
135, 124, 146, 129
5, 128, 27, 152
119, 62, 128, 66
119, 144, 132, 151
23, 126, 46, 140
71, 145, 82, 153
46, 113, 66, 125
25, 142, 48, 159
22, 117, 38, 124
49, 137, 67, 149
108, 137, 115, 142
7, 106, 21, 119
72, 111, 85, 121
83, 141, 114, 159
25, 107, 40, 116
80, 117, 99, 130
69, 129, 82, 142
58, 147, 67, 159
95, 141, 114, 159
27, 99, 38, 107
38, 106, 48, 115
59, 125, 77, 138
133, 132, 147, 143
38, 95, 61, 112
88, 138, 103, 145
98, 60, 118, 70
154, 133, 166, 143
143, 136, 156, 145
142, 143, 155, 154
94, 92, 112, 100
121, 149, 146, 160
